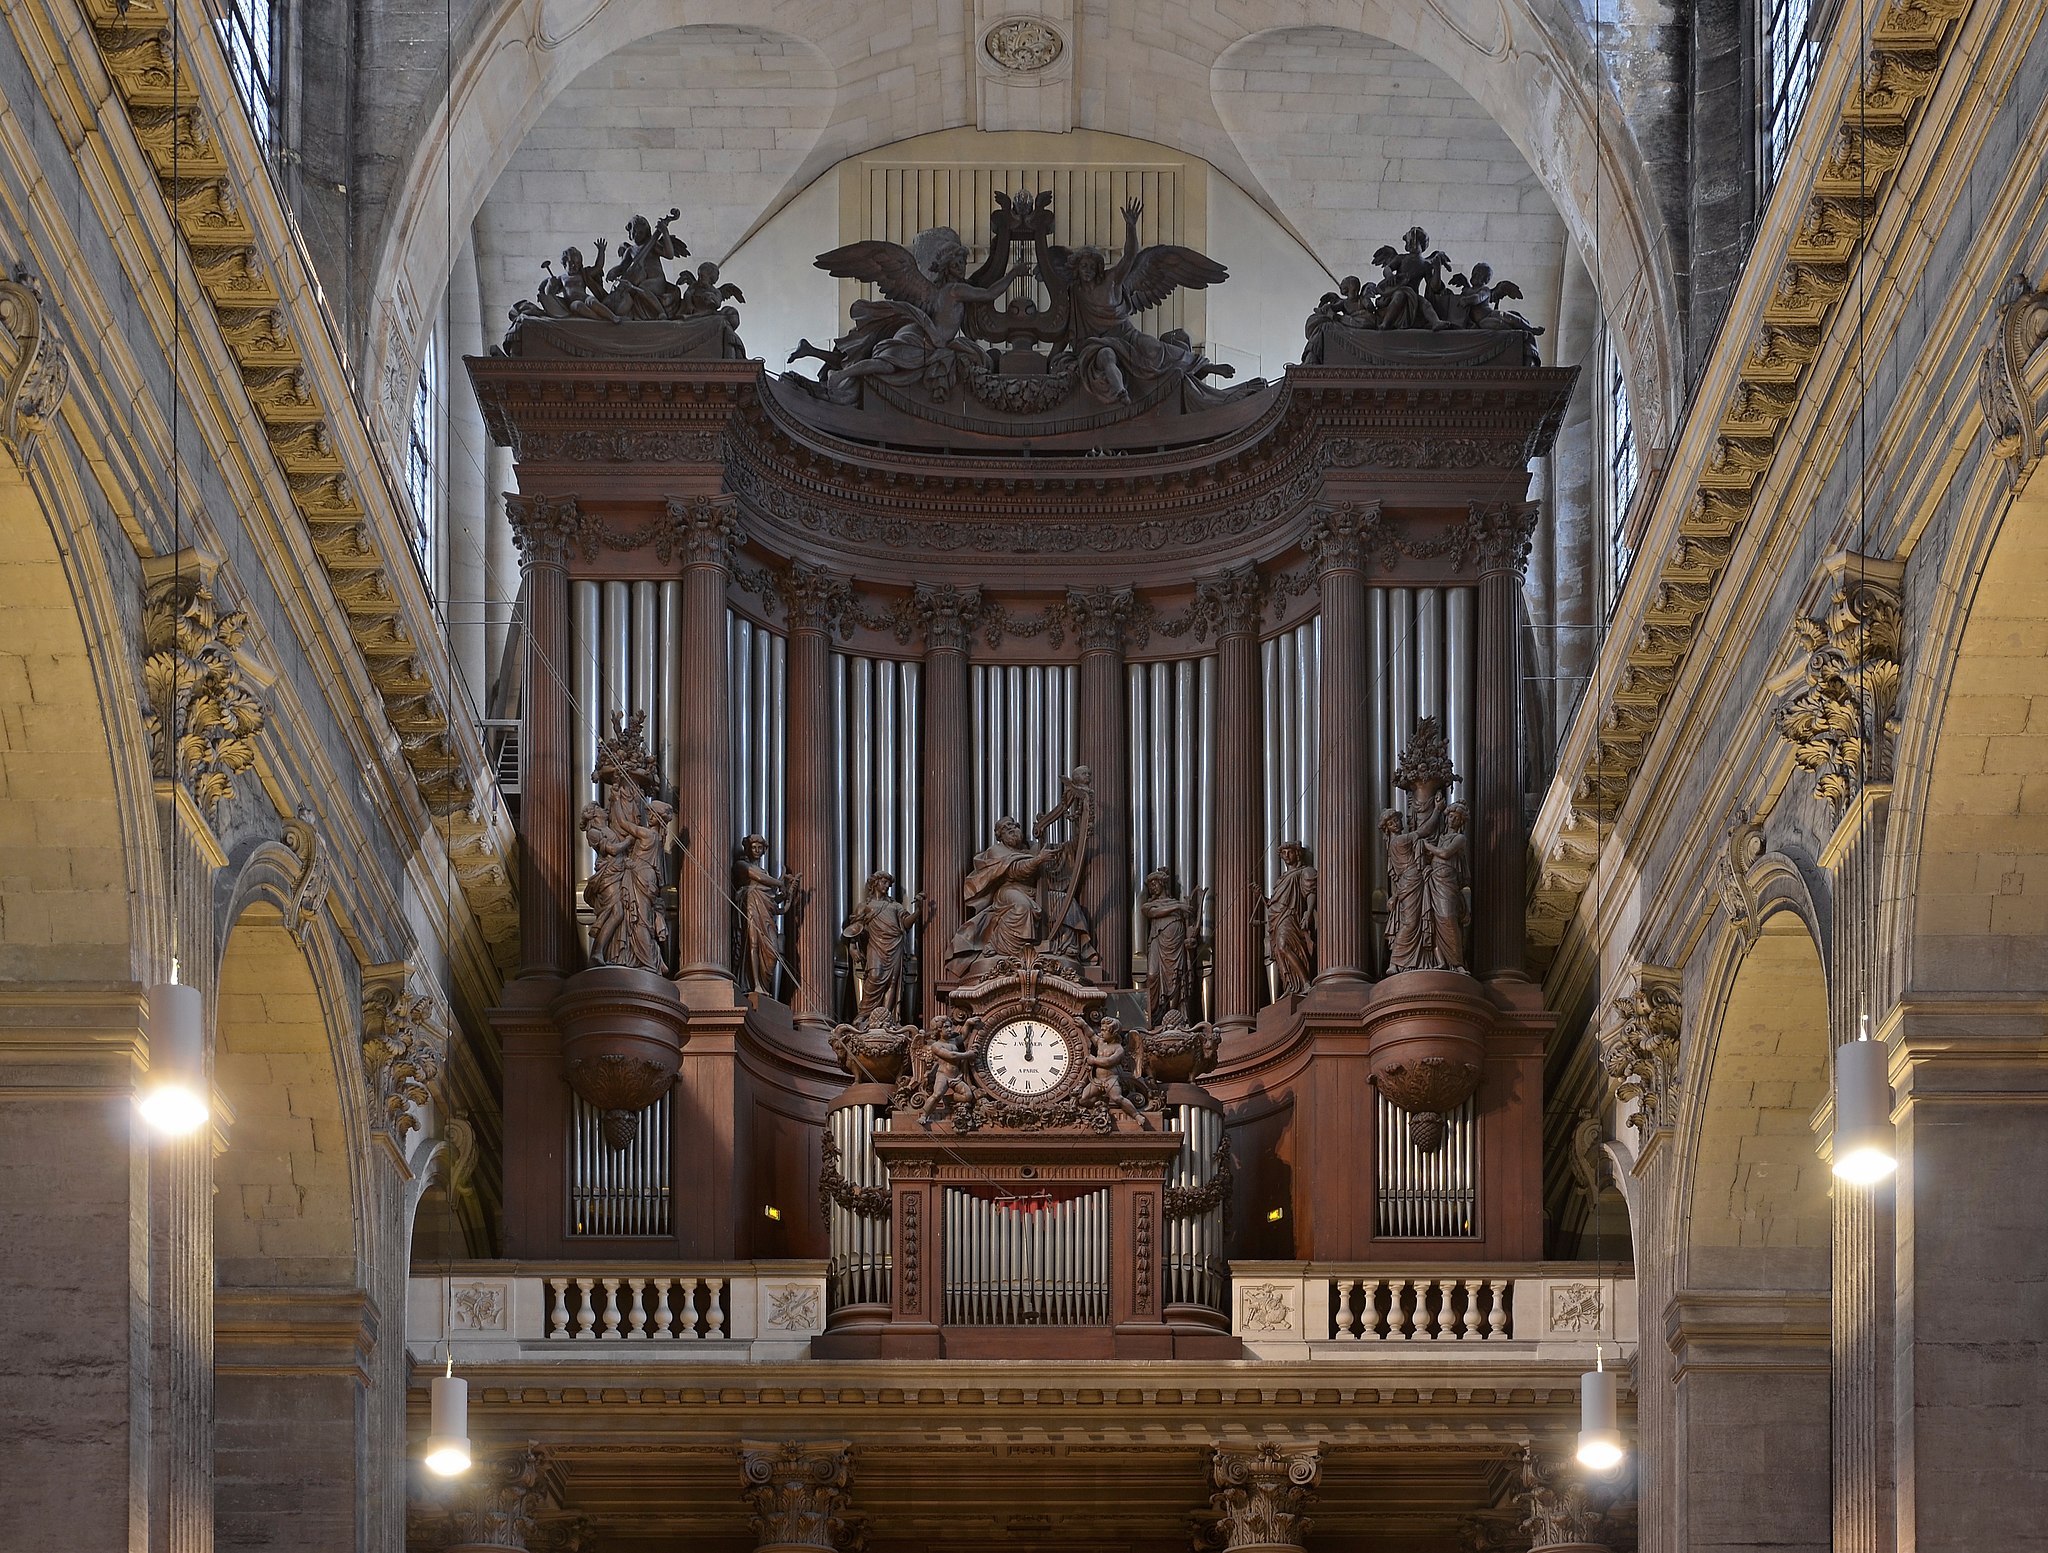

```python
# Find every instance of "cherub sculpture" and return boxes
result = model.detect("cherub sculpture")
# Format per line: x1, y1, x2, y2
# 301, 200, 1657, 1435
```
795, 227, 1030, 402
678, 259, 745, 318
605, 209, 688, 319
913, 1018, 976, 1124
1077, 1017, 1148, 1124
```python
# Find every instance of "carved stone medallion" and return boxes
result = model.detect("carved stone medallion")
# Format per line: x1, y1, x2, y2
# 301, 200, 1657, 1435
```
983, 17, 1063, 71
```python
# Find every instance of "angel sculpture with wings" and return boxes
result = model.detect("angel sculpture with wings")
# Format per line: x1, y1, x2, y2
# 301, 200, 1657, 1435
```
795, 227, 1030, 403
1041, 198, 1236, 403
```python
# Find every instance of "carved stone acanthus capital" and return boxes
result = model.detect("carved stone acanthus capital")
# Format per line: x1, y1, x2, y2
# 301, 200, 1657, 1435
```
1204, 1443, 1321, 1551
361, 969, 446, 1142
1981, 269, 2048, 483
739, 1439, 855, 1550
0, 269, 69, 465
1517, 1446, 1609, 1549
909, 583, 984, 653
1189, 565, 1265, 642
777, 561, 854, 636
141, 565, 266, 820
1306, 501, 1384, 575
504, 493, 594, 569
1065, 584, 1145, 653
1774, 570, 1903, 813
1600, 966, 1682, 1142
1458, 500, 1541, 575
666, 494, 744, 568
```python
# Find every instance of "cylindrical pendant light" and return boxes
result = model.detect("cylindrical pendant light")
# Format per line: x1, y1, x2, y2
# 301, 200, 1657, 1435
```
138, 973, 209, 1136
424, 1356, 471, 1476
1831, 1027, 1896, 1185
1576, 1346, 1624, 1470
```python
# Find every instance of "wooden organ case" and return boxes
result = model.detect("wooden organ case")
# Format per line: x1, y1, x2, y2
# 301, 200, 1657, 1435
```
467, 194, 1577, 1350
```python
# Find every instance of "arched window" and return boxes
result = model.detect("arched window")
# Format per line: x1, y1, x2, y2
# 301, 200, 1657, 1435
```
1760, 0, 1818, 190
214, 1, 287, 153
404, 339, 439, 585
1605, 338, 1639, 591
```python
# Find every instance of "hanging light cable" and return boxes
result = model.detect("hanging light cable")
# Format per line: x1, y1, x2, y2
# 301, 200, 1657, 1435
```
423, 1353, 472, 1476
140, 2, 208, 1141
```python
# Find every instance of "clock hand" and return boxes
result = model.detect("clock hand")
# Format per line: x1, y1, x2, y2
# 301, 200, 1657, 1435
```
1023, 1026, 1034, 1061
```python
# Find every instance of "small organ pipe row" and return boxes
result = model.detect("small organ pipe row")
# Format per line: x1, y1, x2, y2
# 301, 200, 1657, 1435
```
1128, 657, 1216, 990
825, 1102, 891, 1309
831, 653, 922, 1018
1368, 587, 1477, 936
970, 662, 1078, 851
567, 1092, 672, 1238
1374, 1090, 1479, 1239
728, 611, 788, 875
942, 1187, 1110, 1326
1166, 1100, 1227, 1312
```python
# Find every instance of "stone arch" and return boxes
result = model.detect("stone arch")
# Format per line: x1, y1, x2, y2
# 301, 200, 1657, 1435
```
366, 0, 1678, 453
1898, 464, 2048, 995
1666, 907, 1833, 1553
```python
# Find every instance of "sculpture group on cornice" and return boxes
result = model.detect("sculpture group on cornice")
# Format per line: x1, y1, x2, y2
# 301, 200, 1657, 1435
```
1301, 226, 1545, 368
497, 208, 748, 358
788, 191, 1264, 415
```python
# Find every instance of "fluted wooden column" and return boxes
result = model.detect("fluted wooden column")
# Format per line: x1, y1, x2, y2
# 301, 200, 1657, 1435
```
1201, 567, 1264, 1031
1309, 507, 1371, 986
917, 585, 979, 1018
781, 563, 849, 1028
1070, 586, 1138, 984
1471, 503, 1537, 979
506, 494, 585, 978
675, 496, 742, 989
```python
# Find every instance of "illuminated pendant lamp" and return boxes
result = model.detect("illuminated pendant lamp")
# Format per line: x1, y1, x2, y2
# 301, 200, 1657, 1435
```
138, 966, 209, 1136
1831, 1017, 1896, 1185
424, 1355, 472, 1476
1576, 1346, 1624, 1471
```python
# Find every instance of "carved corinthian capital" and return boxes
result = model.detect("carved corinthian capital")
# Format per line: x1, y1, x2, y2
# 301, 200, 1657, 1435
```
1458, 501, 1541, 575
1980, 268, 2048, 484
777, 561, 853, 636
666, 494, 743, 568
1774, 567, 1902, 813
1204, 1444, 1321, 1551
361, 968, 446, 1141
141, 564, 265, 819
1516, 1445, 1609, 1550
0, 269, 69, 466
907, 583, 983, 652
1306, 501, 1384, 574
1600, 966, 1682, 1143
1065, 584, 1146, 652
408, 1442, 558, 1551
1195, 564, 1266, 639
740, 1440, 854, 1551
504, 493, 592, 568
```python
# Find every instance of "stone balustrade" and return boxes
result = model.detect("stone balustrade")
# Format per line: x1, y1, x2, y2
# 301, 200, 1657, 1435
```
406, 1262, 828, 1363
1229, 1263, 1636, 1360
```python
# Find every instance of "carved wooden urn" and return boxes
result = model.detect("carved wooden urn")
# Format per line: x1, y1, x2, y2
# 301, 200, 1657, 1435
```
551, 965, 689, 1148
1361, 969, 1492, 1151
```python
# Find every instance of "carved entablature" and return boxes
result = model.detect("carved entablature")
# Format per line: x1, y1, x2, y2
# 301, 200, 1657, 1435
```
1980, 269, 2048, 485
1599, 966, 1683, 1144
140, 559, 266, 821
1774, 559, 1903, 815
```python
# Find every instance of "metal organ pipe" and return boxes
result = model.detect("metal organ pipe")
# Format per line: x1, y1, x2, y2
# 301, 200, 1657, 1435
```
1128, 657, 1218, 1001
830, 653, 921, 1021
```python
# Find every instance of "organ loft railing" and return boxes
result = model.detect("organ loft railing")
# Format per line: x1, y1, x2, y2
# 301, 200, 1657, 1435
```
468, 190, 1575, 1323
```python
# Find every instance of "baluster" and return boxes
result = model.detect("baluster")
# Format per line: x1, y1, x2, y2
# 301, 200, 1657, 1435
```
573, 1277, 597, 1339
1421, 1279, 1441, 1339
599, 1277, 623, 1339
704, 1277, 727, 1339
548, 1277, 570, 1340
1336, 1278, 1359, 1340
1473, 1278, 1494, 1339
626, 1278, 648, 1339
1394, 1279, 1414, 1340
1370, 1278, 1390, 1340
1450, 1278, 1471, 1339
1490, 1279, 1512, 1339
651, 1279, 674, 1339
683, 1278, 704, 1339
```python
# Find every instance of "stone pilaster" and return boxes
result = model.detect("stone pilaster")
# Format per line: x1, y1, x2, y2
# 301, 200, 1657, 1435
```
671, 496, 743, 991
740, 1439, 855, 1553
779, 563, 852, 1026
912, 584, 980, 1018
1068, 584, 1140, 984
1204, 1442, 1321, 1552
1198, 566, 1264, 1030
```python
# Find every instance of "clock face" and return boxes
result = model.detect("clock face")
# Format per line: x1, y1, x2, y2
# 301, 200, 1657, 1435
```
981, 1018, 1074, 1099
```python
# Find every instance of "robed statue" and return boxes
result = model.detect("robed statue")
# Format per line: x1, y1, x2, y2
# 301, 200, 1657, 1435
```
1254, 840, 1318, 998
946, 766, 1098, 981
1383, 718, 1470, 974
841, 869, 928, 1023
735, 834, 800, 1005
581, 711, 672, 973
1140, 868, 1206, 1026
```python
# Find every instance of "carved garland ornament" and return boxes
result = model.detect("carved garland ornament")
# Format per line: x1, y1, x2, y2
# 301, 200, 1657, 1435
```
1600, 974, 1682, 1141
817, 1135, 891, 1221
141, 572, 265, 818
1774, 576, 1903, 812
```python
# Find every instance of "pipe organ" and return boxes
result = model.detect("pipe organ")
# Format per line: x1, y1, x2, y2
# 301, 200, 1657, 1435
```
471, 189, 1572, 1330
